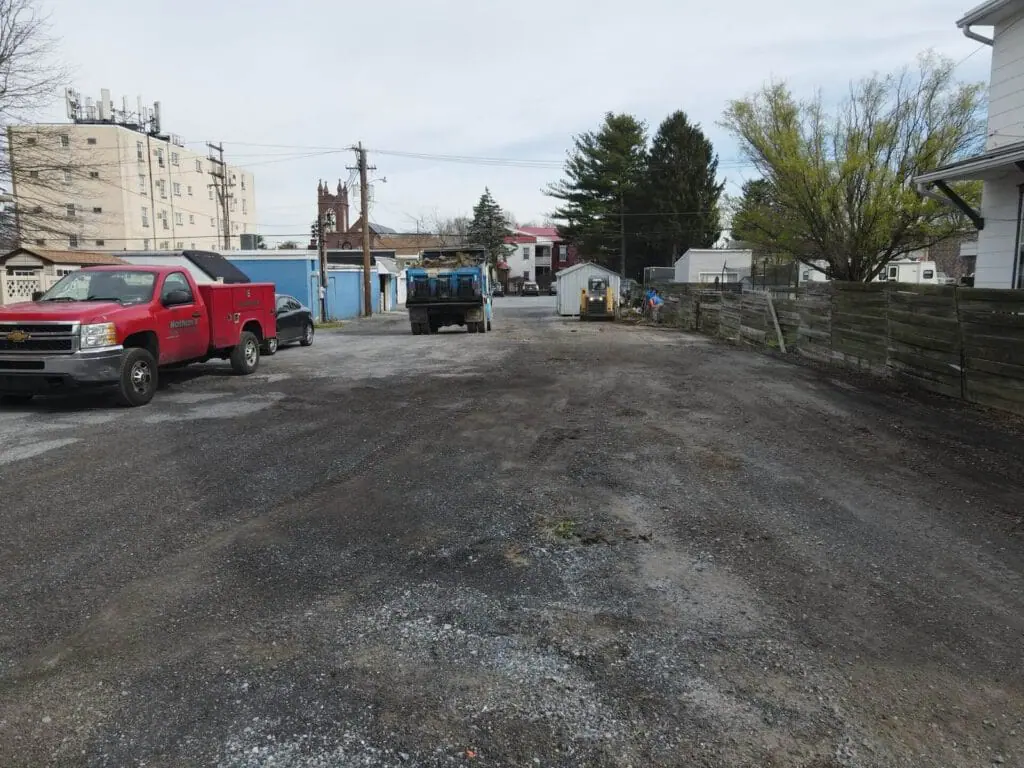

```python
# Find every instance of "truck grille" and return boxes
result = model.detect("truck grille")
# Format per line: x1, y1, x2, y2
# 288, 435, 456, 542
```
0, 323, 78, 354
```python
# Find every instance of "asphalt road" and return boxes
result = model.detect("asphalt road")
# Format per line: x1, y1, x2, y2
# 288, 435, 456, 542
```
1, 296, 1023, 767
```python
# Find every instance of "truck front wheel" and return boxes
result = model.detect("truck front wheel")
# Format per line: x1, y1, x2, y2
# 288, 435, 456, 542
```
230, 331, 260, 374
116, 348, 158, 407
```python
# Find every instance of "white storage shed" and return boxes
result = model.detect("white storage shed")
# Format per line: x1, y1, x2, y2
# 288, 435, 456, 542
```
555, 262, 622, 316
673, 248, 752, 284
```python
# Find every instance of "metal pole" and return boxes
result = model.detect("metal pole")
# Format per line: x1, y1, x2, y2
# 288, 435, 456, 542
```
318, 213, 328, 322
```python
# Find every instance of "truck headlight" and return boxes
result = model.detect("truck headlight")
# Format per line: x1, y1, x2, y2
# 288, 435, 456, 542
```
80, 322, 118, 349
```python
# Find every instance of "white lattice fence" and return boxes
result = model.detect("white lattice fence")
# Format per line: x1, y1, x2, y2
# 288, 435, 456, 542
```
1, 273, 42, 305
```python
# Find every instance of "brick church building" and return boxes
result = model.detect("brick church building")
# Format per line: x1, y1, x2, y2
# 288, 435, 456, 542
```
310, 179, 383, 250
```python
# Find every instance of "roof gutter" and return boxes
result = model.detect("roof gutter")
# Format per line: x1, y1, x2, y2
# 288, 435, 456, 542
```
961, 24, 994, 45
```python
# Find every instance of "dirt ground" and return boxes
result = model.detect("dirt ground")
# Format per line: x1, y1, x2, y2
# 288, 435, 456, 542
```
1, 297, 1022, 767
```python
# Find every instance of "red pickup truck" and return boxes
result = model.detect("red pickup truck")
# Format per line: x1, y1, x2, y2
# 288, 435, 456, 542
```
0, 265, 276, 406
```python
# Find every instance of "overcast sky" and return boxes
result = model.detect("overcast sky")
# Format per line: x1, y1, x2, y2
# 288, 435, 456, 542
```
44, 0, 990, 241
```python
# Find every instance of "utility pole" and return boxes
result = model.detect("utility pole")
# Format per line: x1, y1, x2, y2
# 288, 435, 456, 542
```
348, 143, 376, 316
317, 209, 335, 322
207, 142, 232, 249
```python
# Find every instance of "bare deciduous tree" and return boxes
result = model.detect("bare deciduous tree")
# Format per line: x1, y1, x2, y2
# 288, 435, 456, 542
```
0, 0, 71, 249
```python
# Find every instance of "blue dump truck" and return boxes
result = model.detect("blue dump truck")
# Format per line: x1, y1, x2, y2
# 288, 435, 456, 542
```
406, 247, 493, 335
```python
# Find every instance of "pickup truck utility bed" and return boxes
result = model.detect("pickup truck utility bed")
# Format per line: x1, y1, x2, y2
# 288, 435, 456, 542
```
0, 265, 276, 406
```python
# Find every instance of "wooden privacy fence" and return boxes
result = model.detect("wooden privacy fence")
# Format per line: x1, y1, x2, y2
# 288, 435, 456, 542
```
654, 282, 1024, 416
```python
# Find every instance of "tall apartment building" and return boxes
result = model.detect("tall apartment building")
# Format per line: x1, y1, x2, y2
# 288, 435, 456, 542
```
7, 122, 257, 251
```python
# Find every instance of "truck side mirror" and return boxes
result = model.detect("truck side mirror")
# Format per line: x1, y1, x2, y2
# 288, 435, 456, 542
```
31, 290, 43, 301
162, 289, 192, 306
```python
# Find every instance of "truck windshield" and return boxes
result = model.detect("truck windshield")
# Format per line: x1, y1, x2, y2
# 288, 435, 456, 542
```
39, 270, 157, 304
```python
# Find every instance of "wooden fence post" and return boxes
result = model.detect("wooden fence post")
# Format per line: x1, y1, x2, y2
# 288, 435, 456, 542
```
766, 291, 787, 353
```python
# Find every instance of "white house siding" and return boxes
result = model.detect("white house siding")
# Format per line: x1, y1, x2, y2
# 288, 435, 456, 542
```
975, 175, 1022, 287
673, 249, 753, 283
504, 243, 535, 282
986, 10, 1024, 150
555, 263, 621, 316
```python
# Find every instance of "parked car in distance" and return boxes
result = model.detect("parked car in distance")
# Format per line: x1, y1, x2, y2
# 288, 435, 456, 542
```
549, 281, 558, 295
522, 281, 540, 296
265, 294, 314, 354
491, 283, 504, 297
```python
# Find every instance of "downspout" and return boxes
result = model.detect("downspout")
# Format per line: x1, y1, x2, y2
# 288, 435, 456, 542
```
961, 25, 994, 46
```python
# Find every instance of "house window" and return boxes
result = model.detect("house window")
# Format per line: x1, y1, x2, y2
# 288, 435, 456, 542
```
522, 270, 529, 279
35, 238, 45, 245
56, 267, 76, 276
923, 269, 934, 280
95, 240, 105, 246
92, 206, 102, 214
87, 137, 96, 145
60, 134, 69, 147
195, 159, 202, 172
173, 182, 181, 196
888, 266, 898, 279
187, 185, 193, 196
139, 174, 146, 191
175, 212, 183, 226
171, 152, 179, 166
31, 205, 42, 214
558, 245, 567, 263
522, 247, 531, 259
242, 199, 247, 214
65, 203, 75, 218
29, 170, 38, 178
189, 214, 195, 224
63, 168, 72, 182
141, 207, 149, 227
26, 137, 36, 145
68, 234, 78, 248
137, 141, 144, 161
89, 171, 99, 179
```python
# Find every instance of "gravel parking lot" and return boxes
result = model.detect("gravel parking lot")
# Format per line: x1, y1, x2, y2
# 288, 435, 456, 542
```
1, 296, 1023, 767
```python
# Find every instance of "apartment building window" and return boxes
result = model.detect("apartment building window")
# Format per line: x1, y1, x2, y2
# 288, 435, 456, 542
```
242, 199, 247, 214
26, 137, 36, 145
240, 176, 246, 191
188, 214, 195, 224
35, 238, 44, 245
195, 159, 202, 173
175, 212, 183, 226
142, 239, 149, 249
159, 241, 169, 249
156, 148, 164, 167
139, 174, 146, 191
175, 241, 184, 249
208, 187, 213, 200
162, 212, 169, 230
141, 206, 149, 227
137, 141, 144, 161
89, 171, 99, 179
190, 242, 196, 248
171, 152, 179, 166
187, 185, 193, 196
210, 217, 215, 226
158, 180, 166, 198
28, 170, 38, 178
230, 199, 236, 212
63, 168, 72, 183
232, 222, 239, 232
31, 205, 42, 214
87, 137, 97, 145
92, 206, 102, 214
95, 240, 105, 246
60, 134, 69, 148
65, 203, 75, 218
69, 234, 78, 248
173, 182, 181, 196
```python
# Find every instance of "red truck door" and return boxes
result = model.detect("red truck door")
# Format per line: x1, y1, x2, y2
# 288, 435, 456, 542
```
157, 271, 210, 363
